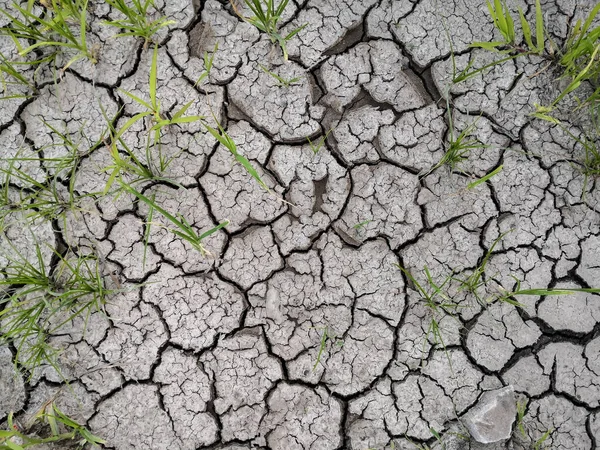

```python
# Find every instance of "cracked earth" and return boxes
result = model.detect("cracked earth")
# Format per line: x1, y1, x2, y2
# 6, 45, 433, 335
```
1, 0, 600, 449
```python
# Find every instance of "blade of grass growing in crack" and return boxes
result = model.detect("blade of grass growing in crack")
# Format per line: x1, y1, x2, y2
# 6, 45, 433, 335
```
467, 165, 503, 189
194, 42, 218, 87
119, 181, 229, 255
203, 119, 270, 192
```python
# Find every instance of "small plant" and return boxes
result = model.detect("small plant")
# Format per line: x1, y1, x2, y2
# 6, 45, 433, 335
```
0, 236, 117, 373
259, 63, 301, 87
102, 0, 176, 49
453, 231, 519, 307
1, 404, 105, 449
118, 181, 229, 256
423, 105, 488, 176
467, 165, 503, 190
203, 117, 270, 192
193, 42, 218, 87
232, 0, 307, 61
106, 44, 203, 188
306, 127, 334, 155
395, 264, 457, 369
533, 429, 553, 450
312, 326, 343, 372
0, 0, 97, 72
516, 399, 528, 438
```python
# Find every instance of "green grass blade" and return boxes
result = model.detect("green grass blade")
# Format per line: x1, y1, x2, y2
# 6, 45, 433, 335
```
467, 165, 503, 189
535, 0, 544, 53
150, 44, 158, 110
518, 7, 534, 50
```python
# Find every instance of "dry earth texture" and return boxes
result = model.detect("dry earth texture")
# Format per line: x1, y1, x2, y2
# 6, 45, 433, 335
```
0, 0, 600, 449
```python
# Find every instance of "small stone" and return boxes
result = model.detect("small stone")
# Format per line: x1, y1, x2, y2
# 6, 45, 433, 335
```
462, 386, 516, 444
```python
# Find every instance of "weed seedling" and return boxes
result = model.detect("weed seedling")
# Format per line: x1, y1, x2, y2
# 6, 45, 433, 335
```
232, 0, 307, 61
423, 105, 487, 176
467, 165, 503, 190
0, 0, 97, 71
102, 0, 176, 49
516, 399, 528, 438
118, 181, 229, 256
1, 404, 105, 448
194, 42, 218, 87
453, 231, 517, 307
306, 127, 334, 155
312, 326, 343, 372
259, 64, 302, 87
109, 44, 202, 180
203, 117, 270, 192
0, 237, 117, 373
396, 264, 457, 370
533, 429, 553, 450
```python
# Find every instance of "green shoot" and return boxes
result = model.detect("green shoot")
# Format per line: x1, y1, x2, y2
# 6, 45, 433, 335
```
0, 236, 117, 373
467, 165, 503, 190
470, 0, 515, 50
102, 0, 176, 49
306, 127, 334, 155
533, 429, 553, 450
517, 0, 545, 55
0, 0, 97, 71
203, 118, 270, 192
1, 404, 105, 448
313, 326, 328, 372
259, 64, 302, 87
424, 106, 487, 176
353, 219, 372, 237
453, 231, 514, 306
110, 45, 202, 181
194, 42, 218, 87
516, 399, 527, 438
233, 0, 307, 61
118, 181, 229, 256
395, 264, 457, 370
142, 193, 155, 269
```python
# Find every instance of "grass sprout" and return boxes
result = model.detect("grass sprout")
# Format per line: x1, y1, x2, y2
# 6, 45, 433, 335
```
396, 264, 457, 370
1, 404, 105, 448
423, 106, 488, 176
0, 0, 97, 72
203, 117, 270, 192
467, 165, 503, 190
306, 127, 334, 155
118, 181, 229, 256
194, 42, 218, 87
0, 236, 116, 373
259, 63, 301, 87
102, 0, 176, 49
232, 0, 307, 61
453, 231, 515, 307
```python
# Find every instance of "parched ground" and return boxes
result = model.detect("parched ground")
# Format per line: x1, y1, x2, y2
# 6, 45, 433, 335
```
1, 0, 600, 449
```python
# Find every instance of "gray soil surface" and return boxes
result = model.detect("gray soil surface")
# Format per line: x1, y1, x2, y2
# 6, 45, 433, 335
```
1, 0, 600, 449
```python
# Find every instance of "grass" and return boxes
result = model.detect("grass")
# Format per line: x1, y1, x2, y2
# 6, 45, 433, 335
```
312, 326, 343, 372
466, 0, 600, 121
395, 264, 457, 370
422, 104, 488, 177
103, 44, 203, 191
119, 182, 229, 256
259, 63, 302, 87
0, 0, 97, 72
1, 404, 104, 449
203, 117, 270, 192
232, 0, 306, 61
102, 0, 175, 49
0, 235, 117, 374
306, 127, 334, 155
